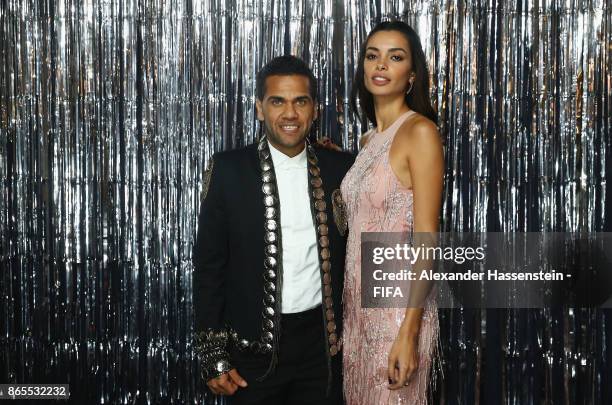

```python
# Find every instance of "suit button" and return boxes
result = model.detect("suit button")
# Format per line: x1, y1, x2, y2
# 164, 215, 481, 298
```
319, 236, 329, 247
316, 211, 328, 223
264, 257, 277, 269
265, 232, 277, 243
321, 260, 331, 272
330, 344, 338, 356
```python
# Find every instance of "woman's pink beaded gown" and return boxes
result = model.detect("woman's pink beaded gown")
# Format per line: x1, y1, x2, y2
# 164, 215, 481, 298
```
340, 111, 438, 405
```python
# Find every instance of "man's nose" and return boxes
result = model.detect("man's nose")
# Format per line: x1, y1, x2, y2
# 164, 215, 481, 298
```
282, 103, 298, 118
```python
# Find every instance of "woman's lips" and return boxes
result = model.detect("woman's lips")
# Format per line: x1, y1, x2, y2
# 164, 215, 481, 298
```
371, 75, 391, 86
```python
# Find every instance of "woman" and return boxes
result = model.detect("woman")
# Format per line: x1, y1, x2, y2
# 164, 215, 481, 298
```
340, 21, 443, 404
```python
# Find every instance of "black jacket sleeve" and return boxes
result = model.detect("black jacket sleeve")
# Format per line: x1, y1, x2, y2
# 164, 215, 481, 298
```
192, 154, 232, 381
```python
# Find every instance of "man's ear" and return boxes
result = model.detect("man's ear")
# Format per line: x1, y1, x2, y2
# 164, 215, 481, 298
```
256, 99, 264, 121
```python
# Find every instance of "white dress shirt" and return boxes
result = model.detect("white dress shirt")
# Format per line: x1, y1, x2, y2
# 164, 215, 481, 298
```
268, 141, 322, 313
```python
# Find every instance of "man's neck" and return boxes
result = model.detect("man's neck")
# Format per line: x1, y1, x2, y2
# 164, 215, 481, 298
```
267, 139, 306, 158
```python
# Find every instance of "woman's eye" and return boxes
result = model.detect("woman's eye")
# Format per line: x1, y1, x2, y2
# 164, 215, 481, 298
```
365, 54, 377, 60
391, 55, 403, 62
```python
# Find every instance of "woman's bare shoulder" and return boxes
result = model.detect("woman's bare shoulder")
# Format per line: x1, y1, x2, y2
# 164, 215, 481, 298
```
395, 113, 440, 150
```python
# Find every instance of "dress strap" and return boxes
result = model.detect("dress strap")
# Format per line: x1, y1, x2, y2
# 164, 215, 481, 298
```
388, 110, 416, 135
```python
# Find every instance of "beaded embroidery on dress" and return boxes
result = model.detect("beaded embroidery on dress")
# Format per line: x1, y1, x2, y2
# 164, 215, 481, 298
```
340, 110, 439, 405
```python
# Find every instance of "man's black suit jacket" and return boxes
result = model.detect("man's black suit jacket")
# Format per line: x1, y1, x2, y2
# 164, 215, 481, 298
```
193, 142, 354, 375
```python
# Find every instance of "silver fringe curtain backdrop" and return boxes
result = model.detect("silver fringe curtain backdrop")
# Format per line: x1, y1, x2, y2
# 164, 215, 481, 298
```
1, 0, 610, 404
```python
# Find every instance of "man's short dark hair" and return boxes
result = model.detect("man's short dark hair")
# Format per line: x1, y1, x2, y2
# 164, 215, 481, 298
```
256, 55, 317, 101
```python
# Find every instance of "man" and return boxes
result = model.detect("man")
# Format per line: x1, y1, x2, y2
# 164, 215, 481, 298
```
193, 55, 354, 405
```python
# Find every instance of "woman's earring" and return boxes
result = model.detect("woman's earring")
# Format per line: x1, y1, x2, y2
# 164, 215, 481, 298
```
406, 81, 414, 95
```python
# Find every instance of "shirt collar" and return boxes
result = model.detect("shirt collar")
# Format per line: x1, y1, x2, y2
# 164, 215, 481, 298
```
267, 140, 307, 170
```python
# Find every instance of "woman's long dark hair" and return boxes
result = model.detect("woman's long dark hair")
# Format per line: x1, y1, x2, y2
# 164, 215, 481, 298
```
351, 20, 437, 125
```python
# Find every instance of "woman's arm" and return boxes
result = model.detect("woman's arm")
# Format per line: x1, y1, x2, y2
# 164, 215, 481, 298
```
387, 117, 443, 389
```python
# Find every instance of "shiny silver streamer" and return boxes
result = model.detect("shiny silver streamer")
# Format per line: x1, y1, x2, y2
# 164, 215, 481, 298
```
0, 0, 609, 404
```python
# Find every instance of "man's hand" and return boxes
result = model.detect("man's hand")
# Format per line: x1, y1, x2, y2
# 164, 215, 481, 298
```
207, 368, 248, 395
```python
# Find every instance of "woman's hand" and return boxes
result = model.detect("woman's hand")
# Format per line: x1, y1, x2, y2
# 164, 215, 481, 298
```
316, 137, 342, 151
387, 320, 421, 389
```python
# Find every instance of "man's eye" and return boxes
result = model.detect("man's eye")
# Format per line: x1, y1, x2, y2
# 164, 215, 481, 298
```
296, 100, 307, 106
271, 99, 282, 106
